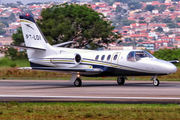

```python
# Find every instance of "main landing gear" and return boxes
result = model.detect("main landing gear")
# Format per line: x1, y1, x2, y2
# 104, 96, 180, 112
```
70, 74, 82, 87
74, 78, 82, 87
117, 76, 125, 85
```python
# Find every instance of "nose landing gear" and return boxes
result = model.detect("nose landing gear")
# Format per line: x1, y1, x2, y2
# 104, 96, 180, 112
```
152, 76, 160, 86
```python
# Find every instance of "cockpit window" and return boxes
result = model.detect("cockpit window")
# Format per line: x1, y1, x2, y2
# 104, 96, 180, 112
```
127, 51, 154, 62
135, 51, 153, 61
127, 51, 135, 62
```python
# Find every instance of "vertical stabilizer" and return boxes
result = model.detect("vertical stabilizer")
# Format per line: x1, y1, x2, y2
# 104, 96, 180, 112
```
20, 14, 48, 49
19, 14, 55, 58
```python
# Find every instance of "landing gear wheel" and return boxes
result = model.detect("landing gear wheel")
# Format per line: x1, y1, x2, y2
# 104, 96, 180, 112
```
153, 79, 159, 86
117, 77, 125, 85
74, 78, 82, 87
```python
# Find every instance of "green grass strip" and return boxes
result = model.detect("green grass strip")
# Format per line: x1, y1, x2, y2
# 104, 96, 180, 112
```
0, 102, 179, 120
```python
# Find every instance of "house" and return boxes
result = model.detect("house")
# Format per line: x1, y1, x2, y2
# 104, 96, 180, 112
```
137, 41, 155, 50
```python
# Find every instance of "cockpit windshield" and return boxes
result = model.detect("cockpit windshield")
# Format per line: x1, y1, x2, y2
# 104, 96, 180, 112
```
127, 51, 154, 62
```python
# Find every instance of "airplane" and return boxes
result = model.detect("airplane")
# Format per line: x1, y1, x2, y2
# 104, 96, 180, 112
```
11, 13, 178, 87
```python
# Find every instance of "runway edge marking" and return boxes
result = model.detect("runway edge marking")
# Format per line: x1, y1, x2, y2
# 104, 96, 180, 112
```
0, 95, 180, 100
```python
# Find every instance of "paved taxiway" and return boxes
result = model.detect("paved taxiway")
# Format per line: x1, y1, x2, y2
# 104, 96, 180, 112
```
0, 80, 180, 103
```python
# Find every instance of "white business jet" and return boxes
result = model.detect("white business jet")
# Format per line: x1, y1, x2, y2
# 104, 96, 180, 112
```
12, 14, 178, 87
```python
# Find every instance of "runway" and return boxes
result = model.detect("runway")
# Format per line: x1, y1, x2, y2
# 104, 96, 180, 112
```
0, 80, 180, 103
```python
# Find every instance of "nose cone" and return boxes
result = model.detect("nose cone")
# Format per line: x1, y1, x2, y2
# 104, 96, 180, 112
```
161, 61, 177, 74
168, 63, 177, 74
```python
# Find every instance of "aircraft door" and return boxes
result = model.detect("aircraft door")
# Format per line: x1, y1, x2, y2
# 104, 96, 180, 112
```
111, 52, 121, 67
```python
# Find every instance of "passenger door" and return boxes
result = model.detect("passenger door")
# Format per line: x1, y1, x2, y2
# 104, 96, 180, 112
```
111, 52, 121, 67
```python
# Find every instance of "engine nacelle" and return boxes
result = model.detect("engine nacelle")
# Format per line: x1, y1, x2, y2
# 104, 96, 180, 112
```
29, 53, 83, 68
74, 53, 81, 65
50, 53, 82, 67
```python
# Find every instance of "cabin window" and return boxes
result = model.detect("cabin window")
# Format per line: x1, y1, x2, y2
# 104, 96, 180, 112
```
107, 55, 111, 61
113, 54, 118, 60
101, 55, 105, 60
95, 55, 99, 61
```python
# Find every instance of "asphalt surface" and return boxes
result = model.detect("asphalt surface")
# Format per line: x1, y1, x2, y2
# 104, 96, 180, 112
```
0, 80, 180, 103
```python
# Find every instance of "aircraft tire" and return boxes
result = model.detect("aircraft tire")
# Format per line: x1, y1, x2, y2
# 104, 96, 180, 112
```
117, 77, 125, 85
153, 79, 159, 86
74, 78, 82, 87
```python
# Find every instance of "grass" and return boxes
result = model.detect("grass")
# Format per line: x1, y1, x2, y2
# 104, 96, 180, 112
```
0, 57, 30, 67
0, 102, 179, 120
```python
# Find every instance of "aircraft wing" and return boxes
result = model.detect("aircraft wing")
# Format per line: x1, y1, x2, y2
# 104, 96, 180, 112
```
18, 67, 103, 74
6, 45, 46, 51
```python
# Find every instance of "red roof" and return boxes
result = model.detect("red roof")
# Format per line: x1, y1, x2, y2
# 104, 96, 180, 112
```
130, 34, 147, 37
165, 3, 171, 6
156, 40, 169, 43
139, 23, 147, 26
151, 1, 160, 6
175, 36, 180, 41
160, 37, 172, 39
122, 26, 130, 29
128, 17, 135, 20
112, 30, 119, 32
113, 2, 121, 5
99, 3, 108, 8
170, 15, 176, 19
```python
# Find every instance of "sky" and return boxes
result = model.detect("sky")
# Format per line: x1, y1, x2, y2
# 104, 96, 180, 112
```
1, 0, 92, 4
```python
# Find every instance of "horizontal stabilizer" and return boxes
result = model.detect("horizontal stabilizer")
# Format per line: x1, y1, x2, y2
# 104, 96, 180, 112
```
53, 41, 74, 47
8, 45, 46, 51
18, 67, 103, 73
169, 60, 179, 63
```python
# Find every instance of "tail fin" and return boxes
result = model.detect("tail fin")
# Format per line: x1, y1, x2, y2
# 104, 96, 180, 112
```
19, 14, 55, 58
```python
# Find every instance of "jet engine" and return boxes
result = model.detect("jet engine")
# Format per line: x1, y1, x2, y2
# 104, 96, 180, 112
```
47, 53, 82, 67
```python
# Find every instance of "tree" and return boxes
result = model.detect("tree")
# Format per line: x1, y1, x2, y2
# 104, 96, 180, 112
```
155, 27, 163, 33
176, 17, 180, 22
139, 17, 145, 20
37, 3, 121, 49
168, 7, 176, 12
116, 6, 123, 13
139, 21, 146, 23
167, 23, 179, 28
158, 4, 167, 13
16, 1, 23, 5
151, 16, 162, 23
1, 27, 27, 60
145, 5, 155, 12
128, 2, 142, 10
0, 21, 9, 27
162, 17, 172, 23
12, 28, 24, 45
122, 19, 136, 26
0, 28, 6, 35
9, 13, 16, 22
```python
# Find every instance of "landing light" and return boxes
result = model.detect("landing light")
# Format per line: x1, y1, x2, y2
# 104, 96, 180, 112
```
26, 13, 29, 17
